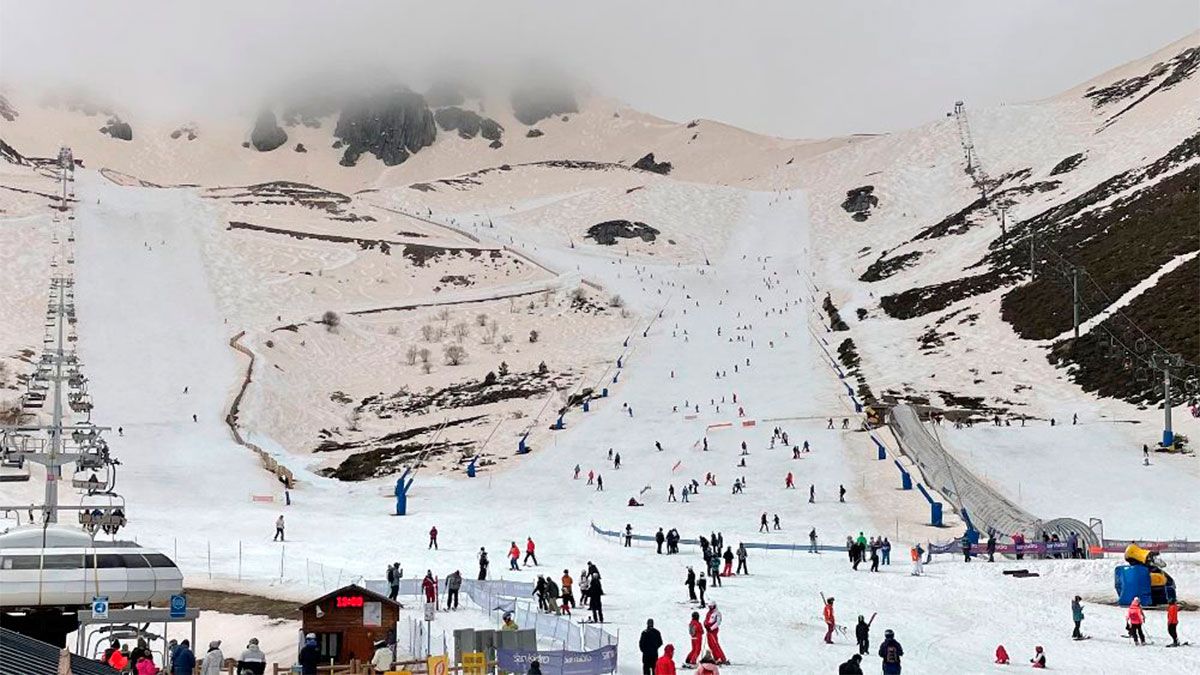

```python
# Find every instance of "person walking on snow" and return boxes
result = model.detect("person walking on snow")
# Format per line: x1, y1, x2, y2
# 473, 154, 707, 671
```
561, 570, 575, 609
1127, 597, 1146, 645
508, 542, 520, 571
809, 485, 815, 503
639, 619, 664, 675
703, 602, 729, 664
697, 572, 708, 606
386, 562, 401, 600
881, 538, 891, 565
524, 537, 538, 566
785, 472, 794, 489
685, 611, 704, 667
587, 470, 594, 485
428, 526, 438, 550
839, 485, 846, 503
856, 614, 875, 655
773, 514, 781, 530
1071, 596, 1084, 639
823, 597, 837, 644
477, 548, 489, 580
273, 515, 285, 542
685, 567, 697, 602
759, 513, 769, 533
809, 528, 819, 554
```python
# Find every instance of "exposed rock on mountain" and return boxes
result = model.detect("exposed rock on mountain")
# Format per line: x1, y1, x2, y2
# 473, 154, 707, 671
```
99, 117, 133, 141
511, 83, 578, 125
633, 152, 672, 175
434, 106, 504, 142
250, 110, 288, 152
586, 220, 660, 245
334, 88, 436, 167
841, 185, 878, 221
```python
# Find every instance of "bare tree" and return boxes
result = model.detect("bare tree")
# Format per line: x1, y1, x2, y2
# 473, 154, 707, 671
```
322, 310, 341, 331
418, 348, 431, 364
436, 308, 451, 324
444, 344, 468, 366
420, 324, 436, 342
608, 294, 625, 308
475, 313, 490, 327
452, 322, 471, 342
405, 345, 419, 366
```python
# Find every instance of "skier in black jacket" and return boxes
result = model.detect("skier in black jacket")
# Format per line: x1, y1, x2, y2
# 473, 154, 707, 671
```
855, 614, 875, 655
838, 654, 864, 674
639, 619, 663, 675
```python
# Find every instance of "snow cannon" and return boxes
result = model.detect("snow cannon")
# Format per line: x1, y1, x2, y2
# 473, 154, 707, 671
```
1114, 543, 1176, 606
394, 468, 414, 516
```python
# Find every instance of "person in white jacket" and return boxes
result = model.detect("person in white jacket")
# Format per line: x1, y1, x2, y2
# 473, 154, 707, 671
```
200, 640, 225, 675
237, 638, 267, 675
370, 640, 392, 674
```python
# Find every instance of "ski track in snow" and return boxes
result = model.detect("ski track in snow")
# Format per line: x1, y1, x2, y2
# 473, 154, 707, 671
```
48, 168, 1200, 674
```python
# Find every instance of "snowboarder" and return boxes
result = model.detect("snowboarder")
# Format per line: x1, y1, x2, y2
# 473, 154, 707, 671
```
428, 526, 438, 550
640, 619, 664, 675
686, 611, 704, 667
446, 570, 462, 610
273, 515, 285, 542
477, 548, 489, 580
823, 597, 837, 644
1071, 596, 1084, 639
703, 602, 728, 664
878, 629, 903, 674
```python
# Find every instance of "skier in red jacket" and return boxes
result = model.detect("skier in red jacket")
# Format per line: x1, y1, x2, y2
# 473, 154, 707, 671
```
823, 597, 837, 644
524, 537, 539, 566
685, 612, 704, 667
704, 603, 728, 664
421, 571, 437, 604
655, 644, 676, 675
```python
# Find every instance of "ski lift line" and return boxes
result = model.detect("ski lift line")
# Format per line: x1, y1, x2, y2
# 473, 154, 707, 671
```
409, 419, 450, 477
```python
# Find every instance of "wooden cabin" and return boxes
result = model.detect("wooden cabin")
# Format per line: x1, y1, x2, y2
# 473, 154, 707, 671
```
299, 584, 401, 664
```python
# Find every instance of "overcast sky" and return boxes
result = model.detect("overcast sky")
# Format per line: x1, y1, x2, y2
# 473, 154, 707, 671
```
1, 1, 1196, 138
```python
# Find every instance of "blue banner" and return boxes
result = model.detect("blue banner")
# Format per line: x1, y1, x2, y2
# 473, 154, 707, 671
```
497, 646, 617, 675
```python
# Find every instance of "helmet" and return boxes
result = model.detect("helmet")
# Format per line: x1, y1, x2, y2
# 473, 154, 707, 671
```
884, 629, 895, 638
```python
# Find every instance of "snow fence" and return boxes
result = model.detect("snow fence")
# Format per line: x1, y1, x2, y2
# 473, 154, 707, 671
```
887, 404, 1098, 548
365, 578, 617, 652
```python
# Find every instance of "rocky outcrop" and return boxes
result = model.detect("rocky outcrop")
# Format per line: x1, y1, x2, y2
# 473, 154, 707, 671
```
1050, 153, 1085, 176
526, 128, 544, 138
250, 110, 288, 152
511, 83, 578, 125
169, 124, 198, 141
294, 143, 307, 153
585, 220, 660, 245
633, 152, 672, 175
841, 186, 878, 221
334, 88, 436, 167
0, 94, 17, 121
99, 117, 133, 141
434, 106, 504, 142
0, 138, 26, 165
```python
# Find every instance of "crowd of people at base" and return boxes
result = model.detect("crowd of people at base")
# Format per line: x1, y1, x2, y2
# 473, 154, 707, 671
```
97, 636, 267, 675
844, 532, 892, 572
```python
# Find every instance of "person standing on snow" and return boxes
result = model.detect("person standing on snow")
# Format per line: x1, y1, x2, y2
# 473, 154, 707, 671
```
759, 513, 769, 533
386, 562, 401, 601
421, 571, 437, 605
881, 537, 891, 565
524, 537, 539, 565
446, 570, 462, 610
720, 546, 734, 576
703, 602, 729, 664
1167, 598, 1181, 646
910, 545, 923, 576
588, 572, 605, 623
878, 629, 903, 674
697, 572, 708, 606
274, 515, 285, 541
561, 570, 575, 608
735, 544, 748, 575
508, 542, 521, 570
685, 567, 697, 602
823, 597, 837, 644
656, 528, 666, 554
685, 611, 704, 667
428, 526, 438, 550
477, 547, 489, 580
809, 528, 819, 554
1071, 596, 1084, 639
1127, 597, 1146, 645
655, 643, 676, 675
639, 619, 664, 675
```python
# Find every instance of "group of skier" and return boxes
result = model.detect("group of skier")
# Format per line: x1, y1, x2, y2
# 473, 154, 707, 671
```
845, 532, 892, 572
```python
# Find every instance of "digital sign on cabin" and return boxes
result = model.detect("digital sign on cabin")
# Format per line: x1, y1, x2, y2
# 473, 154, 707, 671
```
299, 584, 401, 665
